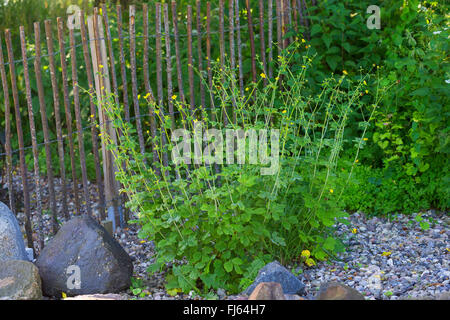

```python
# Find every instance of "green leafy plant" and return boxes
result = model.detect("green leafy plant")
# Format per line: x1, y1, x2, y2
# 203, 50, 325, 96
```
100, 41, 387, 295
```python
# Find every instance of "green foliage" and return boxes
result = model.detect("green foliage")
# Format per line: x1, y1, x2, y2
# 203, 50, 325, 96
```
101, 43, 386, 294
340, 164, 449, 215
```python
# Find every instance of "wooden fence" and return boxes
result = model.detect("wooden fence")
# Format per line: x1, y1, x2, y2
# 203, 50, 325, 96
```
0, 0, 315, 255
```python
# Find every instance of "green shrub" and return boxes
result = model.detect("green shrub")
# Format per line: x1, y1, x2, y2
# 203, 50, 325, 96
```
100, 42, 388, 294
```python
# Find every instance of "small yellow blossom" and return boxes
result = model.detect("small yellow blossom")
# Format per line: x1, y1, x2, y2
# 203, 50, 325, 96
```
99, 64, 103, 69
281, 110, 287, 114
305, 258, 316, 267
301, 250, 310, 259
355, 159, 359, 163
172, 95, 177, 100
260, 73, 266, 79
329, 189, 334, 193
245, 87, 249, 92
343, 70, 348, 75
365, 90, 369, 94
363, 138, 368, 141
381, 251, 392, 257
352, 228, 357, 234
62, 292, 67, 299
301, 38, 306, 43
363, 80, 367, 85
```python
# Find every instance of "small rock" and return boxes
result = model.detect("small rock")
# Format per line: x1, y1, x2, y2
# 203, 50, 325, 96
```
248, 282, 285, 300
0, 260, 42, 300
317, 282, 365, 300
64, 294, 124, 300
244, 261, 305, 295
284, 294, 306, 300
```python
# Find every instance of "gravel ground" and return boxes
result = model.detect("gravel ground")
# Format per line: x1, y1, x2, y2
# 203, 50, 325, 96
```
2, 171, 449, 300
114, 210, 449, 300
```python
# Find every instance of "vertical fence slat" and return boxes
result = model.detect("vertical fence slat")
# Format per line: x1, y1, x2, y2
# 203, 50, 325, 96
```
259, 0, 267, 86
101, 4, 120, 108
268, 0, 273, 78
79, 10, 106, 217
206, 2, 215, 120
91, 8, 108, 221
0, 34, 15, 214
116, 5, 130, 122
155, 2, 169, 175
155, 3, 164, 106
33, 22, 58, 234
187, 5, 195, 118
292, 0, 298, 32
228, 0, 237, 124
171, 1, 187, 121
143, 3, 159, 175
164, 3, 175, 132
102, 3, 125, 227
129, 5, 147, 162
92, 7, 121, 224
44, 20, 70, 225
219, 0, 228, 126
196, 0, 205, 115
234, 0, 244, 97
5, 29, 35, 250
245, 0, 257, 83
57, 17, 81, 217
69, 26, 92, 218
276, 0, 283, 53
19, 26, 44, 250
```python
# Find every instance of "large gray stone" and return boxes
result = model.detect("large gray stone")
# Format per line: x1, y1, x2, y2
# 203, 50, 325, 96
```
36, 215, 133, 297
0, 260, 42, 300
244, 261, 305, 295
0, 201, 28, 262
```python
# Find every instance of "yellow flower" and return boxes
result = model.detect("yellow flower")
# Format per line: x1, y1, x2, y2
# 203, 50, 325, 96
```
365, 90, 369, 94
352, 228, 357, 234
363, 80, 367, 85
62, 292, 67, 299
245, 87, 249, 92
172, 95, 177, 100
329, 189, 334, 193
355, 159, 359, 163
144, 92, 151, 99
363, 138, 368, 141
99, 64, 103, 69
305, 258, 316, 267
138, 94, 141, 99
281, 110, 287, 114
275, 77, 279, 81
301, 38, 306, 43
381, 251, 392, 257
350, 12, 358, 18
343, 70, 348, 75
301, 250, 310, 259
302, 65, 306, 68
260, 73, 266, 79
305, 45, 310, 49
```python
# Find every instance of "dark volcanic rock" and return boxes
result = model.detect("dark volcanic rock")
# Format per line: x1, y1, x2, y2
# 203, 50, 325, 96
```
0, 201, 28, 262
244, 261, 305, 295
36, 215, 133, 297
